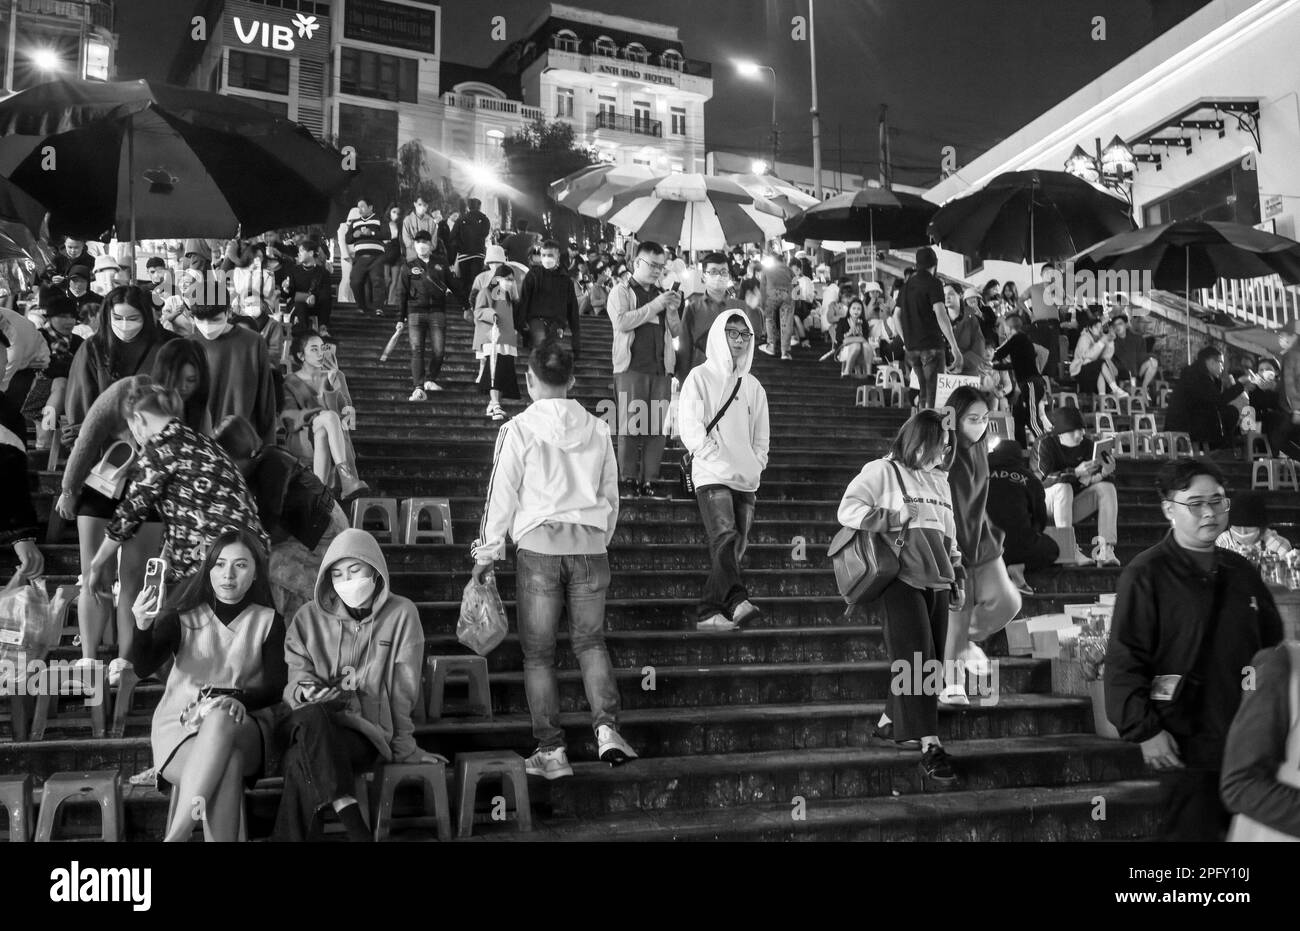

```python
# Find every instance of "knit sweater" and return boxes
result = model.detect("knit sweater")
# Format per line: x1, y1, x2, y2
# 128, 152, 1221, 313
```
345, 213, 386, 257
190, 326, 278, 446
948, 431, 1004, 567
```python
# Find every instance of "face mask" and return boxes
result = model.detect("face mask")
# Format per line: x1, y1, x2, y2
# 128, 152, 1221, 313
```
244, 303, 264, 318
111, 319, 143, 341
416, 248, 432, 261
195, 319, 227, 340
334, 575, 376, 609
541, 257, 558, 269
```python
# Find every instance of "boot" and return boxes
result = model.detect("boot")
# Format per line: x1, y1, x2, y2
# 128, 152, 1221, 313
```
337, 464, 369, 501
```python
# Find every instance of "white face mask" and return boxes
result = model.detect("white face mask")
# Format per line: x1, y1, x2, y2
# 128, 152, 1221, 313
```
244, 303, 264, 318
111, 319, 143, 341
541, 256, 559, 269
334, 575, 376, 609
195, 319, 227, 340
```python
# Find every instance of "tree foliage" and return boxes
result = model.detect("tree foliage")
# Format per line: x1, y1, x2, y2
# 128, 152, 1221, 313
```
502, 118, 598, 239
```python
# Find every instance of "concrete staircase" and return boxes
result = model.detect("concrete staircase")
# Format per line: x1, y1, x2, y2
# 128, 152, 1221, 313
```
9, 291, 1296, 841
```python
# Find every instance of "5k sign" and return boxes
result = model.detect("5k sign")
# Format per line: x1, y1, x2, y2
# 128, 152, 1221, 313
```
231, 12, 323, 52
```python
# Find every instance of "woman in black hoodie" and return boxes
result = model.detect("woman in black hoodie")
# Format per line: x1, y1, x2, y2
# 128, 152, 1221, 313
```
986, 439, 1059, 593
943, 386, 1022, 705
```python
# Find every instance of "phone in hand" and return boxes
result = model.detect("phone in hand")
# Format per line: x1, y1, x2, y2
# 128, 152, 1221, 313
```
320, 343, 338, 370
142, 558, 167, 616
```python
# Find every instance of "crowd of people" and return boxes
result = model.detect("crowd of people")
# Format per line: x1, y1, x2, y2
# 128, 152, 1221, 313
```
2, 193, 1299, 843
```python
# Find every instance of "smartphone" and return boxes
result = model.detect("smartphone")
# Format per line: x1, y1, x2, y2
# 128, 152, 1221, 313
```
320, 343, 338, 369
670, 282, 681, 293
142, 558, 167, 616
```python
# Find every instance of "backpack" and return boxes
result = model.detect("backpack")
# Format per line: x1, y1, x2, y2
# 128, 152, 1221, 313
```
256, 446, 337, 550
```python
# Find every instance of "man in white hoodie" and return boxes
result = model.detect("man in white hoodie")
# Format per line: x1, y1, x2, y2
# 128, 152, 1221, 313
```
472, 340, 636, 779
679, 311, 771, 631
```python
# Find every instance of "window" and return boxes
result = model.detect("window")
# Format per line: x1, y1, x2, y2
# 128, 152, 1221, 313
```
1143, 160, 1261, 227
338, 103, 398, 162
598, 95, 616, 120
553, 29, 579, 52
485, 129, 505, 156
634, 100, 651, 131
625, 43, 648, 63
339, 47, 418, 104
556, 87, 574, 118
661, 49, 683, 71
227, 50, 290, 95
594, 36, 617, 57
633, 157, 651, 167
670, 107, 686, 136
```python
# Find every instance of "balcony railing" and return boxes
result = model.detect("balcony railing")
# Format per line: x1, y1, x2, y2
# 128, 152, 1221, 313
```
442, 93, 544, 123
17, 0, 113, 30
1198, 275, 1300, 329
590, 112, 662, 138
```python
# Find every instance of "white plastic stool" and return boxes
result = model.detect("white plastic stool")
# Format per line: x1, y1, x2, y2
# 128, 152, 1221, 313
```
855, 385, 883, 408
1247, 433, 1273, 461
1092, 412, 1116, 435
1052, 392, 1078, 410
1133, 413, 1159, 435
400, 498, 454, 545
350, 498, 400, 543
1098, 395, 1122, 415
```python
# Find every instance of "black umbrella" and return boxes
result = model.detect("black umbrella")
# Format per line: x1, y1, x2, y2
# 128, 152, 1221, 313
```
928, 169, 1135, 266
1072, 219, 1300, 363
0, 78, 354, 254
784, 188, 936, 276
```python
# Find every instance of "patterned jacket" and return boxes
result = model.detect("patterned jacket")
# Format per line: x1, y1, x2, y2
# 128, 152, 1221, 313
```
107, 419, 269, 580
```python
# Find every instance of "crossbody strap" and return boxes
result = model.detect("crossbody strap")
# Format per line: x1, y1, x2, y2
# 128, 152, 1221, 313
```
705, 379, 743, 437
884, 458, 912, 543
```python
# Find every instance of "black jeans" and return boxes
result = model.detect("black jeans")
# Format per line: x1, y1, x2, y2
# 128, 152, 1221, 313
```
457, 256, 484, 305
695, 484, 756, 621
349, 253, 387, 314
272, 703, 380, 842
407, 311, 446, 386
1155, 767, 1230, 842
877, 576, 949, 742
527, 316, 565, 350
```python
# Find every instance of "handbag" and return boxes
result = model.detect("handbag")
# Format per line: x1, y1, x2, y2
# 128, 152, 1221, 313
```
178, 684, 242, 735
1228, 642, 1300, 841
679, 378, 743, 498
84, 439, 137, 500
827, 459, 910, 605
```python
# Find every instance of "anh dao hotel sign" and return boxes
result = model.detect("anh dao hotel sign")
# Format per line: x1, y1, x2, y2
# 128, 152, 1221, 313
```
228, 9, 326, 53
593, 63, 676, 87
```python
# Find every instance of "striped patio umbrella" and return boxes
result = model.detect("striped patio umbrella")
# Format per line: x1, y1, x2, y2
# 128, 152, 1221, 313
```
599, 174, 787, 251
548, 164, 664, 218
726, 173, 819, 219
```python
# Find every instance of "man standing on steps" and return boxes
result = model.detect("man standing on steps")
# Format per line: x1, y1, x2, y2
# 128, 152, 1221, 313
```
400, 195, 439, 262
679, 310, 770, 632
757, 248, 795, 360
345, 196, 387, 317
898, 246, 963, 410
606, 240, 682, 499
1105, 458, 1282, 841
451, 197, 491, 305
397, 231, 451, 400
675, 252, 748, 383
472, 340, 635, 779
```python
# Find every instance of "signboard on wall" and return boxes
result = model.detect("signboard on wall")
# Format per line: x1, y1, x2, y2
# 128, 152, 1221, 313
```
844, 247, 873, 275
1265, 195, 1283, 218
223, 0, 331, 58
344, 0, 438, 54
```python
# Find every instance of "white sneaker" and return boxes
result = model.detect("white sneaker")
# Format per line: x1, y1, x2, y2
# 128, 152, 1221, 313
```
487, 403, 506, 422
107, 657, 132, 687
731, 600, 762, 626
408, 387, 427, 401
696, 614, 737, 631
425, 381, 443, 391
596, 724, 638, 765
1073, 550, 1095, 567
524, 746, 573, 780
1112, 388, 1130, 399
956, 643, 989, 678
758, 344, 776, 356
1094, 542, 1122, 568
939, 684, 970, 706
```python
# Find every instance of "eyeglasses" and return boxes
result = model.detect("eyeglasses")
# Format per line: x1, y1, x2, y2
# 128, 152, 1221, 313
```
724, 330, 752, 342
1168, 497, 1231, 515
704, 270, 730, 279
639, 258, 666, 271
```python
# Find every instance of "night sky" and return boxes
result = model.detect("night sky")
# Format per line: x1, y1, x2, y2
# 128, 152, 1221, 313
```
118, 0, 1214, 188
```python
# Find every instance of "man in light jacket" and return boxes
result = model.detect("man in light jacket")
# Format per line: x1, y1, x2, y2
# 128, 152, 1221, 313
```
679, 310, 770, 631
472, 340, 636, 780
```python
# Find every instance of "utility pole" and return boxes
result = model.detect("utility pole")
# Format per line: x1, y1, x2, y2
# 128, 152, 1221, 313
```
809, 0, 822, 199
878, 104, 891, 189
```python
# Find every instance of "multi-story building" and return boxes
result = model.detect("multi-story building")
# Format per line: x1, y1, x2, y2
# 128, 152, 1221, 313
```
1, 0, 117, 97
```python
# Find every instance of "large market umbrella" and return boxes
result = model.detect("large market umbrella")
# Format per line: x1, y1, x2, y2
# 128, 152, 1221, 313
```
1072, 219, 1300, 363
928, 169, 1135, 266
0, 78, 354, 260
599, 173, 786, 252
727, 173, 819, 219
0, 176, 47, 237
549, 164, 664, 218
784, 187, 936, 278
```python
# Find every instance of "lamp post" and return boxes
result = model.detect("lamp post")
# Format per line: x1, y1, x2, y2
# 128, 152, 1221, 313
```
809, 0, 823, 199
1065, 134, 1136, 205
734, 59, 778, 167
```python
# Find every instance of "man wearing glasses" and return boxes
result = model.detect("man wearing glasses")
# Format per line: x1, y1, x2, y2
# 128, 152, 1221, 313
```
1105, 459, 1282, 841
675, 252, 748, 383
605, 241, 682, 498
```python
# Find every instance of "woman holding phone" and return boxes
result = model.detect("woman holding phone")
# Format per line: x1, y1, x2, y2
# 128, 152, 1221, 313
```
282, 334, 368, 501
127, 528, 286, 841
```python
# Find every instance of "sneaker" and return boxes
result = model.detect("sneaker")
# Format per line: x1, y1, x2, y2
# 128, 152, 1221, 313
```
489, 404, 506, 422
871, 721, 921, 750
524, 747, 573, 780
918, 745, 961, 791
758, 344, 776, 356
731, 600, 763, 627
938, 684, 970, 706
781, 353, 793, 361
956, 643, 990, 678
409, 387, 427, 402
620, 479, 640, 499
1073, 550, 1095, 567
107, 657, 132, 688
425, 381, 443, 391
374, 309, 385, 317
1095, 541, 1122, 568
1112, 388, 1130, 399
638, 481, 662, 499
596, 724, 638, 765
696, 614, 738, 631
128, 766, 158, 788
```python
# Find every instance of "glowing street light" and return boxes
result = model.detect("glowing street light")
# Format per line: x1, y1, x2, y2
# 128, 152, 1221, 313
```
751, 159, 769, 175
465, 162, 498, 190
31, 48, 62, 73
733, 59, 778, 166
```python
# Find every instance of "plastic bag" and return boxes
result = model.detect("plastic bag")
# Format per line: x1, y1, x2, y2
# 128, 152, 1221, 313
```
457, 575, 508, 656
0, 579, 56, 665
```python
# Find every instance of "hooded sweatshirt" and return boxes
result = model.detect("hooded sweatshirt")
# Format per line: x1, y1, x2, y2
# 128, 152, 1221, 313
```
987, 439, 1050, 543
678, 310, 771, 493
947, 421, 1004, 567
474, 397, 619, 563
283, 529, 424, 762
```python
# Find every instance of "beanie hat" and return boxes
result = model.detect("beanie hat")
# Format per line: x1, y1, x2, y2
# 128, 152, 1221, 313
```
1232, 490, 1268, 528
1050, 406, 1084, 435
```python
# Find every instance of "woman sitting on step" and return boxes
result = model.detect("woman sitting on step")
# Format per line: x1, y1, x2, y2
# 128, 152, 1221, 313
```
837, 410, 965, 792
127, 528, 287, 842
274, 529, 444, 842
282, 333, 369, 501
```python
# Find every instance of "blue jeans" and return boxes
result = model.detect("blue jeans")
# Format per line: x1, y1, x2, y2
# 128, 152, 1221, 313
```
516, 550, 619, 750
695, 484, 755, 621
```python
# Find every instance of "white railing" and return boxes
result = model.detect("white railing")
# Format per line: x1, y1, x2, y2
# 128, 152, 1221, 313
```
1198, 274, 1300, 328
441, 93, 542, 122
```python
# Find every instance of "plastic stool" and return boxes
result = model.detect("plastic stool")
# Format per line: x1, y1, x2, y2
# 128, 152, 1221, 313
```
1156, 386, 1172, 408
886, 385, 908, 408
425, 655, 492, 720
2, 694, 28, 742
0, 774, 33, 841
1098, 395, 1122, 415
109, 667, 140, 739
1247, 433, 1273, 461
1052, 392, 1078, 410
30, 664, 106, 740
1092, 412, 1116, 435
1153, 432, 1192, 458
372, 761, 453, 842
876, 366, 904, 388
350, 497, 400, 543
1125, 396, 1148, 416
1112, 431, 1136, 458
454, 751, 532, 837
400, 498, 454, 545
164, 783, 248, 841
1253, 459, 1278, 490
35, 772, 122, 842
1133, 413, 1159, 435
1275, 458, 1300, 491
1134, 433, 1158, 459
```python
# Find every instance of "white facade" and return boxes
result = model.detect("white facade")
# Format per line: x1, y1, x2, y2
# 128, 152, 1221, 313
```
925, 0, 1300, 306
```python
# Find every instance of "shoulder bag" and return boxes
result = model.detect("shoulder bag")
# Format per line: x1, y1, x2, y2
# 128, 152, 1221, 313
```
679, 378, 742, 498
827, 459, 911, 605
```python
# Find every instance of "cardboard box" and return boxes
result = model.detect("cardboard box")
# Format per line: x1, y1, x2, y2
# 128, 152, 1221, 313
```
1005, 614, 1076, 656
1033, 626, 1080, 659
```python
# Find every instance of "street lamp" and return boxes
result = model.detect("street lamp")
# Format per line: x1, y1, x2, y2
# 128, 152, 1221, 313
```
734, 59, 778, 167
30, 48, 62, 73
751, 159, 769, 175
1065, 135, 1135, 202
